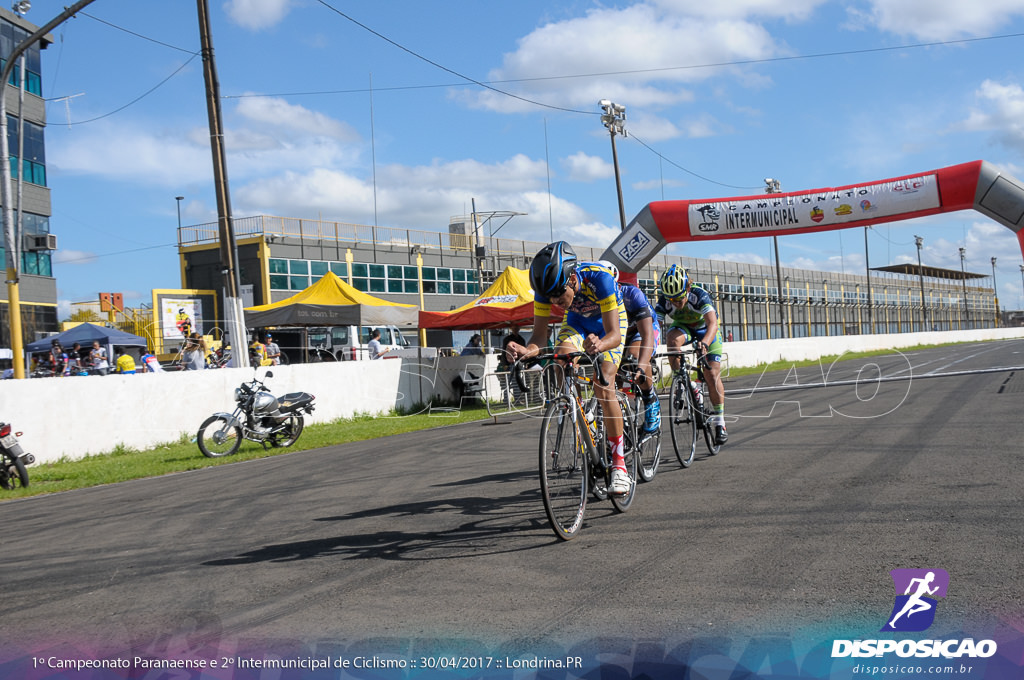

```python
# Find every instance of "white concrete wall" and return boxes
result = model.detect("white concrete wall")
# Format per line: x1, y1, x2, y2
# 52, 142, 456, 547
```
5, 329, 1022, 465
717, 327, 1024, 371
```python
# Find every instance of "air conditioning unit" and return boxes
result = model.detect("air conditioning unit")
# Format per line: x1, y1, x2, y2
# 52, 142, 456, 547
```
23, 233, 57, 251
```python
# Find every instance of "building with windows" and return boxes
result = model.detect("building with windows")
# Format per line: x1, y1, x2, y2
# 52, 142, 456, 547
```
0, 8, 57, 347
177, 213, 999, 343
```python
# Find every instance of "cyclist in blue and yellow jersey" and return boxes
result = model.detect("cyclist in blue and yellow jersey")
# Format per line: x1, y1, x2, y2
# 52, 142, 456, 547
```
508, 241, 631, 496
655, 264, 728, 445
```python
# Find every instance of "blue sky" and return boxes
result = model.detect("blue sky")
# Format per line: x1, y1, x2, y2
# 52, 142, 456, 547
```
36, 0, 1024, 315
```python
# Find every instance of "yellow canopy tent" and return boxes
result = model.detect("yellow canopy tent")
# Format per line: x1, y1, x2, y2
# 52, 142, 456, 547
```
244, 272, 418, 327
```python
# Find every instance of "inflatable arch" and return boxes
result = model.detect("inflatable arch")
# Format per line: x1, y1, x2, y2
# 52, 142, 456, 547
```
600, 160, 1024, 278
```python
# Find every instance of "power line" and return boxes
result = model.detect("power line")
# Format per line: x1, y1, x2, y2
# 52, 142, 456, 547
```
313, 0, 596, 116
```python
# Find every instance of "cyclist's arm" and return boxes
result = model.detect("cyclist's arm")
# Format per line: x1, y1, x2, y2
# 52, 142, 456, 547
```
699, 309, 718, 352
510, 311, 551, 360
583, 307, 622, 354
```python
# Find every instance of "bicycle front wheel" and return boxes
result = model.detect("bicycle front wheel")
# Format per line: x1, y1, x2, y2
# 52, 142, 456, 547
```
539, 397, 588, 540
668, 372, 698, 468
634, 393, 661, 482
610, 392, 638, 513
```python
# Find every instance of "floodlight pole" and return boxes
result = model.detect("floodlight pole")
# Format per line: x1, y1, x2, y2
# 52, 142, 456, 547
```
599, 100, 627, 231
914, 236, 927, 330
2, 0, 99, 378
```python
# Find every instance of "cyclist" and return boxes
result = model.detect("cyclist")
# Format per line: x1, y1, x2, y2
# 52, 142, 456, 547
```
655, 264, 728, 445
508, 241, 631, 495
618, 278, 661, 434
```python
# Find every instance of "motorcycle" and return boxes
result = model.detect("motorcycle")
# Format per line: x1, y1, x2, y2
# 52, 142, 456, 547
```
196, 371, 316, 458
1, 422, 35, 489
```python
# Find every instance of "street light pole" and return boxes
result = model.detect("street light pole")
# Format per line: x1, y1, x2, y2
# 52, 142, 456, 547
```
599, 100, 627, 231
991, 256, 999, 327
175, 196, 184, 232
914, 236, 927, 330
959, 247, 969, 329
2, 0, 99, 378
764, 179, 788, 337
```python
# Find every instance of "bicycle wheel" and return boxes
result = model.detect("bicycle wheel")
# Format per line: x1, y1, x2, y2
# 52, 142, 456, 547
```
197, 415, 242, 458
610, 392, 638, 513
668, 372, 698, 468
701, 382, 721, 456
539, 397, 588, 541
634, 393, 661, 482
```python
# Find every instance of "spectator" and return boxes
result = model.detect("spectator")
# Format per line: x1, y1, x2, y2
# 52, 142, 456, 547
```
140, 349, 161, 373
67, 342, 85, 376
50, 339, 69, 377
182, 333, 206, 371
263, 333, 281, 365
726, 330, 734, 343
460, 333, 484, 356
90, 340, 110, 376
367, 329, 388, 359
114, 346, 136, 374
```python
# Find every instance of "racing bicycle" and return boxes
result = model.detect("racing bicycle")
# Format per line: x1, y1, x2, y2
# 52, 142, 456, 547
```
514, 350, 638, 541
663, 344, 721, 468
617, 354, 662, 483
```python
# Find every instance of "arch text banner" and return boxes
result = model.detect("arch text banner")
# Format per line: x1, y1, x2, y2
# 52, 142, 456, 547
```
602, 160, 1024, 275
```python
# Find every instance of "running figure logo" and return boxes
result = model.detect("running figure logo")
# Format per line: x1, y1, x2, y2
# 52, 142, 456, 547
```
881, 569, 949, 632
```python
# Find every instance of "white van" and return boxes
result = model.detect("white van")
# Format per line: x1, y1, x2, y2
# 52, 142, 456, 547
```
307, 325, 411, 361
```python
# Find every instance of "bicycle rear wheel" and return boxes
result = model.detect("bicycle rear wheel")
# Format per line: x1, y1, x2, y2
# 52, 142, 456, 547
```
539, 397, 588, 540
610, 392, 638, 513
701, 382, 721, 456
633, 393, 661, 482
668, 372, 698, 468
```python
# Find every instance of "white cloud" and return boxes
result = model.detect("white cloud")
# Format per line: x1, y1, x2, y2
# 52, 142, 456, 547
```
959, 80, 1024, 153
234, 96, 360, 141
224, 0, 292, 31
855, 0, 1024, 40
470, 3, 784, 113
561, 152, 613, 182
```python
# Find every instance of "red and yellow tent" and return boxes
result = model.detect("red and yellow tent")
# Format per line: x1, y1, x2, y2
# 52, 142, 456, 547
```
418, 267, 561, 330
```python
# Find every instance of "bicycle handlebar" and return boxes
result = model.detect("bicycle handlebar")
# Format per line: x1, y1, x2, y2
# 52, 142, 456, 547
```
511, 350, 609, 394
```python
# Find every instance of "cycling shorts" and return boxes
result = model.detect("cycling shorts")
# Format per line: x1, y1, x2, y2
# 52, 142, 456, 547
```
667, 325, 723, 364
556, 308, 627, 369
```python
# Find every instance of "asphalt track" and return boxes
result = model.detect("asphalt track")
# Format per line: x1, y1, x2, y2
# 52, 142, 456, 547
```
2, 339, 1023, 673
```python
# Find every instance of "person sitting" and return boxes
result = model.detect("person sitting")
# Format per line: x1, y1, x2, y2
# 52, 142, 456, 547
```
460, 333, 484, 356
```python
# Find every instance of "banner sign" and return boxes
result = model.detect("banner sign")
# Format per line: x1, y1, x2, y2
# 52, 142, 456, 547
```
687, 174, 941, 238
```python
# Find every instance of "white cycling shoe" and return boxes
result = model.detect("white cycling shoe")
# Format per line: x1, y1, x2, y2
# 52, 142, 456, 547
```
609, 468, 631, 496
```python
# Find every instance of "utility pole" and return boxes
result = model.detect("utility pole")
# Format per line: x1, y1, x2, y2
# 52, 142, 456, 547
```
196, 0, 247, 365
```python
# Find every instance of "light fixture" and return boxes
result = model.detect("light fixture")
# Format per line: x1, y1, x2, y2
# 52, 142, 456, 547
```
11, 1, 30, 15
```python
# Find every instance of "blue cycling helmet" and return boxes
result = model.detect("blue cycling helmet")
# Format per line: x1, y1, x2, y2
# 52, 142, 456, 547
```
659, 264, 690, 298
530, 241, 578, 297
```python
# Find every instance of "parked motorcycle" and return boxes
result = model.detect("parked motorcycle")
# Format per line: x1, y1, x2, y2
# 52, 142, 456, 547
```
197, 371, 316, 458
1, 422, 35, 489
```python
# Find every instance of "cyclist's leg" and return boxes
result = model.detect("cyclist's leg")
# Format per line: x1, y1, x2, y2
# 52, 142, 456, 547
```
700, 328, 728, 444
665, 326, 690, 373
598, 309, 629, 493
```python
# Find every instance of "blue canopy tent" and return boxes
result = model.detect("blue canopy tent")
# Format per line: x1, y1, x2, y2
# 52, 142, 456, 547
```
25, 323, 149, 374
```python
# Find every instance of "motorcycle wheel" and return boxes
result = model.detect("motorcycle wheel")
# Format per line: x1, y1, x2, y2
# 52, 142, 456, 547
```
197, 415, 242, 458
0, 457, 29, 489
271, 415, 304, 448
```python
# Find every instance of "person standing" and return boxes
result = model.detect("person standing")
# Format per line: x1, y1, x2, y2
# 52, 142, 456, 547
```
49, 339, 69, 377
114, 347, 136, 374
263, 333, 281, 365
90, 340, 110, 376
182, 333, 206, 370
367, 329, 388, 359
67, 342, 84, 376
